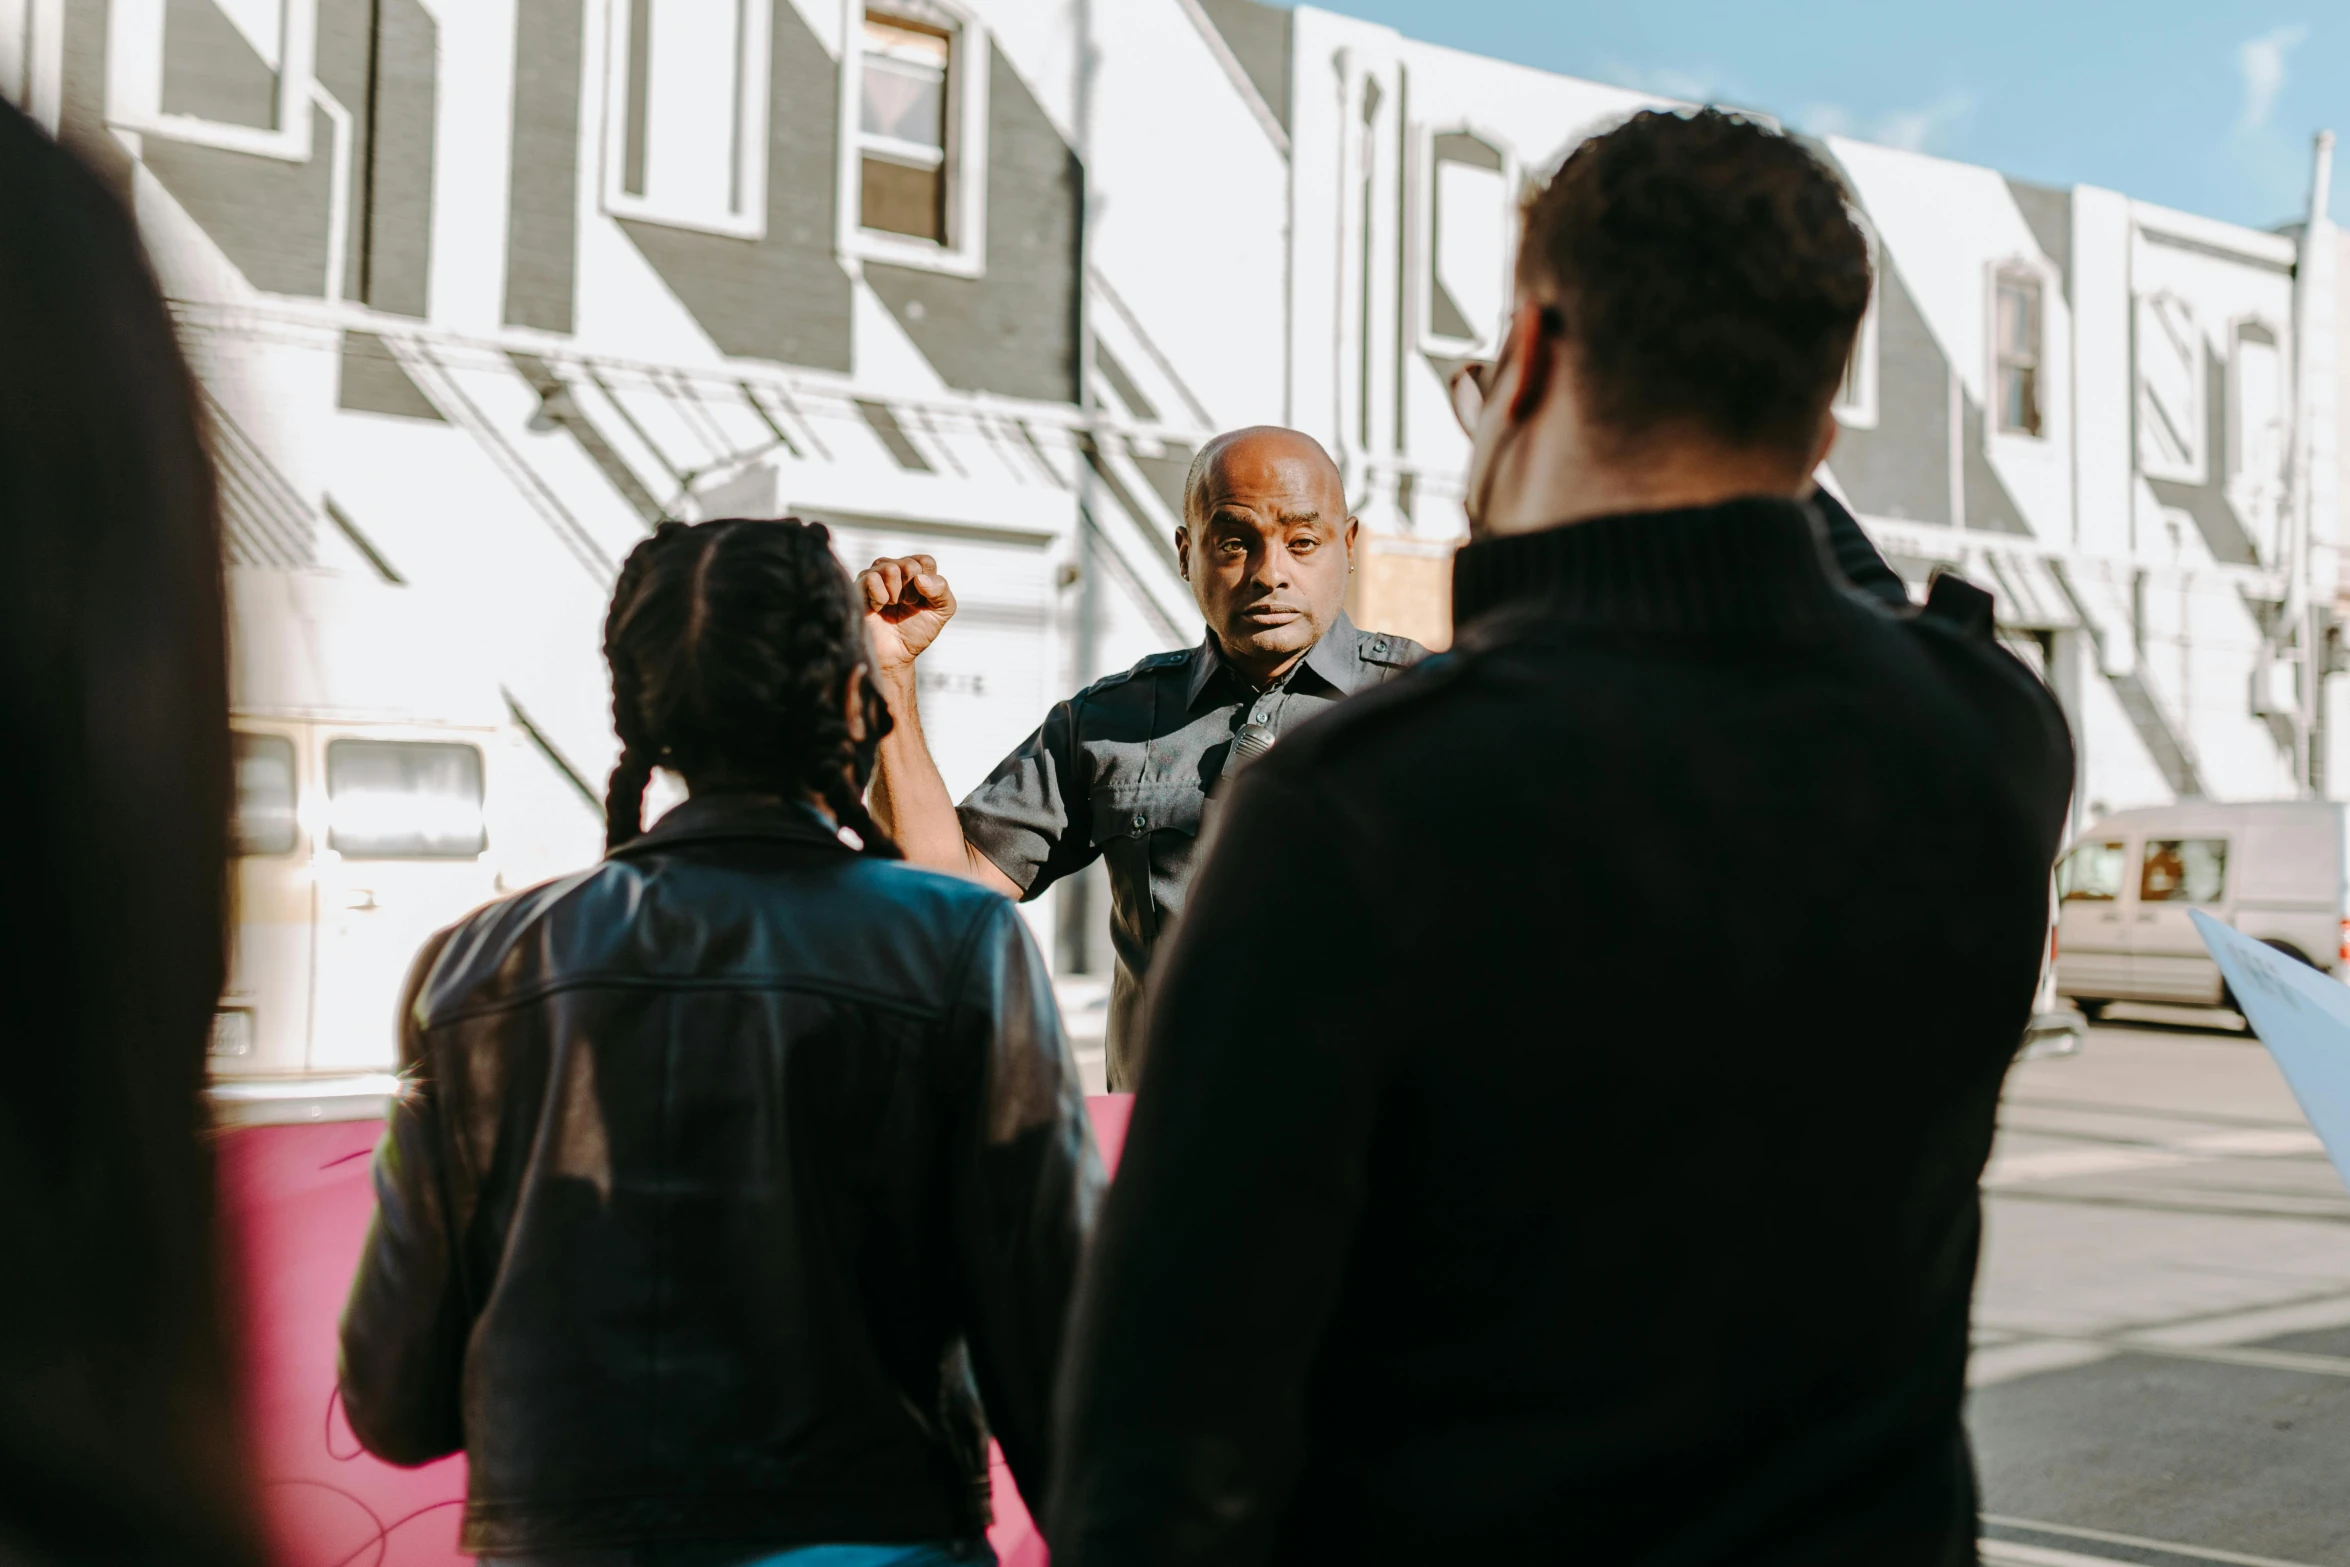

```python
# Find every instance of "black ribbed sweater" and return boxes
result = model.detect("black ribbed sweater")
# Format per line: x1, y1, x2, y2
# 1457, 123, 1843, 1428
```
1055, 496, 2076, 1567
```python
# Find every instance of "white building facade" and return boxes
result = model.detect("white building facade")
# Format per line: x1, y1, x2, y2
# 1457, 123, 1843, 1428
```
3, 0, 2343, 982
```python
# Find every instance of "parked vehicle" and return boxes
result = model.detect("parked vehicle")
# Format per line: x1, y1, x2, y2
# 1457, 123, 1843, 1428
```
2055, 801, 2347, 1017
211, 571, 518, 1124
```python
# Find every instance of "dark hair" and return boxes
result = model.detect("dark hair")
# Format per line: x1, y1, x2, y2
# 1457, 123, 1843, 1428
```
1517, 108, 1872, 459
0, 102, 259, 1567
603, 516, 900, 857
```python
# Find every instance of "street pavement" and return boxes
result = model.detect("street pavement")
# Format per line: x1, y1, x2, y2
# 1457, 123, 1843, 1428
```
1054, 982, 2350, 1562
1973, 1007, 2350, 1566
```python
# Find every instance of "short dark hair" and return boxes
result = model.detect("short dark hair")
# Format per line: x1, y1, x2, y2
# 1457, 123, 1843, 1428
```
1517, 108, 1872, 459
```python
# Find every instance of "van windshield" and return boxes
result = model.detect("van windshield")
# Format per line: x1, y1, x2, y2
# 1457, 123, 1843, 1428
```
327, 739, 486, 859
2057, 839, 2125, 901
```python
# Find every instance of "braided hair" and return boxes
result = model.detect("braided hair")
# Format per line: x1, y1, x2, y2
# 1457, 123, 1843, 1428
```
601, 517, 900, 857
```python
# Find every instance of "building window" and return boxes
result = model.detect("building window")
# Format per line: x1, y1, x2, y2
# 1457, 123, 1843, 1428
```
2230, 321, 2285, 483
1993, 266, 2044, 437
2229, 319, 2286, 562
1419, 130, 1511, 353
2136, 291, 2204, 482
1833, 223, 1881, 429
603, 0, 772, 238
859, 16, 949, 241
841, 2, 988, 277
106, 0, 319, 160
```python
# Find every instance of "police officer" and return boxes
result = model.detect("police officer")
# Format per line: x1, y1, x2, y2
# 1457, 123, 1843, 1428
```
862, 425, 1424, 1089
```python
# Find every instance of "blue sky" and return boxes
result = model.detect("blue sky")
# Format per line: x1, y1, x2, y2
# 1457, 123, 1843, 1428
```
1274, 1, 2344, 232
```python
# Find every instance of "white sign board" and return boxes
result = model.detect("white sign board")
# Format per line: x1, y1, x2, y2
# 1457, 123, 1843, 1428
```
2192, 909, 2350, 1191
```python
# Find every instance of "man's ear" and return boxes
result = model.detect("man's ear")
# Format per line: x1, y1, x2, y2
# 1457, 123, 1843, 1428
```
1343, 515, 1361, 571
1174, 525, 1192, 580
1808, 405, 1841, 474
1504, 301, 1555, 427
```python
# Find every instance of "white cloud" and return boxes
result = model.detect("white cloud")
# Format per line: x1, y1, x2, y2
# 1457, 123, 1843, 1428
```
1802, 92, 1973, 154
1876, 91, 1975, 153
2237, 24, 2308, 134
1801, 103, 1855, 139
1602, 60, 1736, 107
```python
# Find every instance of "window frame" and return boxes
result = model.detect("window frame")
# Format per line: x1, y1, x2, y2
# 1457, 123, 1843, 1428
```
2226, 315, 2287, 486
1410, 121, 1519, 359
1988, 260, 2049, 442
232, 730, 301, 858
1833, 214, 1882, 430
2138, 836, 2229, 907
2059, 838, 2127, 903
105, 0, 319, 161
599, 0, 774, 240
324, 736, 489, 861
838, 0, 990, 279
2134, 289, 2207, 484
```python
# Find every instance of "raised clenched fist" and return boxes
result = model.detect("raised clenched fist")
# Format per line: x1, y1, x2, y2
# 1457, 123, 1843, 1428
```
857, 554, 958, 678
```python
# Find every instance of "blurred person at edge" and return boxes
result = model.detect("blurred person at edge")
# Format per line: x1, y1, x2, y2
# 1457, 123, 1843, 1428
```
1050, 110, 2074, 1567
338, 518, 1100, 1567
0, 102, 263, 1567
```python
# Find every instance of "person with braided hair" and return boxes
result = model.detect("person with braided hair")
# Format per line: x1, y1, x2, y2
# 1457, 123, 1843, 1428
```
340, 516, 1100, 1567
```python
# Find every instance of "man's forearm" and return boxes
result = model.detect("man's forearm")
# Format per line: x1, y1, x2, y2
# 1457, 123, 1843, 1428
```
870, 672, 1018, 893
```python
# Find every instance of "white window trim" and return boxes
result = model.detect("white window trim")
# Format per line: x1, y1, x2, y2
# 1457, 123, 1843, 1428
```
1408, 121, 1518, 359
2225, 314, 2286, 485
2133, 288, 2206, 484
0, 0, 67, 132
1986, 254, 2057, 446
1834, 216, 1881, 430
106, 0, 317, 162
838, 0, 989, 280
599, 0, 773, 240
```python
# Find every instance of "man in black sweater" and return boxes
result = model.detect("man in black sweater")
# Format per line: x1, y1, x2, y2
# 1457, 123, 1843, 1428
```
1050, 110, 2074, 1565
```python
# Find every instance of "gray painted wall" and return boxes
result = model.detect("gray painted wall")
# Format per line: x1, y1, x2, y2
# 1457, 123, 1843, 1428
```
339, 330, 443, 420
359, 0, 437, 316
161, 0, 276, 129
2007, 177, 2072, 301
616, 0, 852, 371
1826, 262, 1951, 525
133, 0, 436, 309
1196, 0, 1291, 134
2147, 341, 2258, 565
142, 103, 337, 296
504, 0, 583, 333
60, 0, 131, 192
864, 52, 1080, 406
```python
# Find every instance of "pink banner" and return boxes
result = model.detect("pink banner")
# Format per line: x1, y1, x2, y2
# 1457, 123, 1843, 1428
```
223, 1094, 1133, 1567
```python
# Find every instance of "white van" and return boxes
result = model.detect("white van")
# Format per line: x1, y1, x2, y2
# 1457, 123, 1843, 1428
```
210, 571, 537, 1123
2054, 801, 2347, 1017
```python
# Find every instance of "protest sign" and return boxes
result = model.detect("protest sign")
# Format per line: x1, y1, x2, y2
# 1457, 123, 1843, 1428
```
2191, 910, 2350, 1190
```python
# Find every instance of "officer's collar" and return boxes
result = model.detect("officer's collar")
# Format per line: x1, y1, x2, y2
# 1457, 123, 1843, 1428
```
1184, 611, 1373, 709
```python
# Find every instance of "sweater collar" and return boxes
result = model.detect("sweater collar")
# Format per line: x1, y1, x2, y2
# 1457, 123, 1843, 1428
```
1450, 496, 1849, 639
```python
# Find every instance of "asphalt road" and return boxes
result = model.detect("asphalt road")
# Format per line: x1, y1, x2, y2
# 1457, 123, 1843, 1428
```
1972, 1006, 2350, 1567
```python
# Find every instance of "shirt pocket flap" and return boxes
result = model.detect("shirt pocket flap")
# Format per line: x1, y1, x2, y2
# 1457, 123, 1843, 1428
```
1089, 781, 1206, 846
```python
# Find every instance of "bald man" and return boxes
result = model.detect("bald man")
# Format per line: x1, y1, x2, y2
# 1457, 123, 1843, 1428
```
864, 426, 1425, 1088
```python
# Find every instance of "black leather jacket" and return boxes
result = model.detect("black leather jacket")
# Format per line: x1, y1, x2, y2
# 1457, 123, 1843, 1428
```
338, 794, 1101, 1558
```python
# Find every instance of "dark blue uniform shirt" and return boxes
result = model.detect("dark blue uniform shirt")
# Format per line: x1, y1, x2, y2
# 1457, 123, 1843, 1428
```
959, 612, 1425, 1085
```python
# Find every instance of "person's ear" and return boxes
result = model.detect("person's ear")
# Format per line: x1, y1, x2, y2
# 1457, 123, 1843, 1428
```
1504, 301, 1555, 427
843, 664, 868, 744
1808, 405, 1841, 475
1344, 515, 1360, 574
1174, 524, 1192, 580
